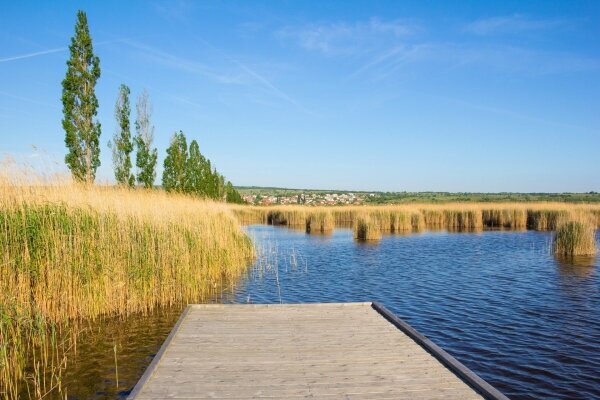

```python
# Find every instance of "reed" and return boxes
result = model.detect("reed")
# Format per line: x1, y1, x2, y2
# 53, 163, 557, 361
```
269, 209, 307, 227
371, 210, 392, 232
267, 210, 287, 225
0, 174, 254, 398
553, 214, 597, 257
410, 212, 425, 231
421, 209, 445, 229
389, 211, 410, 232
233, 203, 600, 232
482, 208, 527, 229
527, 210, 568, 231
443, 209, 483, 230
306, 211, 334, 234
232, 207, 266, 225
353, 215, 382, 241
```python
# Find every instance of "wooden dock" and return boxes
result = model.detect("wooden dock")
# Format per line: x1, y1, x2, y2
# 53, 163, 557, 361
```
128, 302, 508, 399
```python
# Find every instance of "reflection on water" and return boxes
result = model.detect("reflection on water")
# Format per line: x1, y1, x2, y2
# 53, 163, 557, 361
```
556, 254, 597, 270
233, 227, 600, 400
59, 308, 183, 399
51, 227, 599, 400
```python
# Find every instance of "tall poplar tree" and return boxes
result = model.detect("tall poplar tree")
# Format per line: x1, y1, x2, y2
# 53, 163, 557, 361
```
62, 10, 101, 183
108, 84, 134, 187
225, 182, 243, 203
134, 90, 158, 188
162, 131, 188, 192
185, 140, 207, 195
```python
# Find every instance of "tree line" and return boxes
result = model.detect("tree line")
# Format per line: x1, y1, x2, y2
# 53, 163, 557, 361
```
60, 10, 243, 203
163, 131, 243, 202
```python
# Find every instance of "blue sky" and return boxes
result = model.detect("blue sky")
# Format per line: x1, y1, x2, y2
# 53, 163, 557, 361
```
1, 0, 599, 192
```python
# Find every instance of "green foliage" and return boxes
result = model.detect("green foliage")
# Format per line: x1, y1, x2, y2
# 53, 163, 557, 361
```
236, 187, 600, 204
162, 131, 188, 192
108, 84, 134, 187
134, 90, 158, 188
225, 182, 244, 204
365, 192, 600, 204
61, 10, 101, 183
135, 139, 158, 189
185, 140, 208, 196
162, 131, 243, 202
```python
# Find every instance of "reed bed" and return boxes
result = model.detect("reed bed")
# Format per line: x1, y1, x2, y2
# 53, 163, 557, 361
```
482, 208, 527, 229
305, 211, 334, 234
553, 214, 597, 256
527, 210, 568, 231
231, 203, 600, 232
443, 209, 483, 230
390, 211, 412, 232
0, 175, 254, 398
354, 215, 382, 241
267, 210, 306, 227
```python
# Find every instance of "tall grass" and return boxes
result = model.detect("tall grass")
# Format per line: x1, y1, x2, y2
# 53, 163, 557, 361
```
305, 211, 334, 234
443, 209, 483, 230
482, 208, 527, 229
353, 215, 382, 241
553, 214, 597, 257
0, 174, 254, 398
232, 203, 600, 232
527, 210, 568, 231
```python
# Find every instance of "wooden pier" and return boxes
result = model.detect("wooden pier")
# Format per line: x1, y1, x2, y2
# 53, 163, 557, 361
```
128, 302, 508, 399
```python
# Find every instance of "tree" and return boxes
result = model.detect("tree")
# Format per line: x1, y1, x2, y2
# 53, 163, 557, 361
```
204, 159, 214, 197
134, 90, 158, 188
185, 140, 207, 195
62, 10, 101, 183
217, 172, 225, 200
162, 132, 243, 202
108, 84, 134, 187
162, 131, 188, 192
225, 181, 244, 203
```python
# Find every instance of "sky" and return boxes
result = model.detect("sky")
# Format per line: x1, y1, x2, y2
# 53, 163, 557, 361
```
1, 0, 599, 192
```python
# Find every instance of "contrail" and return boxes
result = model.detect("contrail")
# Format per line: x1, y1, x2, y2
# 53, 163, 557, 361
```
0, 47, 67, 63
191, 35, 317, 115
0, 40, 117, 63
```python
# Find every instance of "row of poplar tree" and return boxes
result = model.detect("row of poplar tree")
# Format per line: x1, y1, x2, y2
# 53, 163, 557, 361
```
110, 85, 243, 202
61, 10, 243, 203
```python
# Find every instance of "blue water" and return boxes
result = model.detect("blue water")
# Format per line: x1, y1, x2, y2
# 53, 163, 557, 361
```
56, 225, 600, 399
228, 226, 600, 400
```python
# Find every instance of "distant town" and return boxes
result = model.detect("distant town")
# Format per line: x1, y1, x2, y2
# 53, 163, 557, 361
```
236, 187, 600, 206
241, 192, 374, 206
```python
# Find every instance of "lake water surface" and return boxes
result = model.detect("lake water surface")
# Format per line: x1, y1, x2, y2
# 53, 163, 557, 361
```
59, 226, 600, 400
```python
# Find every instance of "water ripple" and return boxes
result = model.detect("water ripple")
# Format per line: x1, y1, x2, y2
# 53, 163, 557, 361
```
231, 226, 600, 400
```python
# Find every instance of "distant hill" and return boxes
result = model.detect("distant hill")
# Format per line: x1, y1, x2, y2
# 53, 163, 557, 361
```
235, 186, 600, 204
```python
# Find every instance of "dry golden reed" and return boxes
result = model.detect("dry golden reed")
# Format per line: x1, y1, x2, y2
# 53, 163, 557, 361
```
354, 214, 382, 241
306, 211, 334, 234
0, 172, 254, 398
231, 203, 600, 232
553, 214, 597, 256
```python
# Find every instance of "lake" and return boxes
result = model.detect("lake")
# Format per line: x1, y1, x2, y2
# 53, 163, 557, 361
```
55, 225, 600, 400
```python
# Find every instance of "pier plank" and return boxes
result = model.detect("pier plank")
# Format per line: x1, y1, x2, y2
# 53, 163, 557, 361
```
128, 303, 507, 400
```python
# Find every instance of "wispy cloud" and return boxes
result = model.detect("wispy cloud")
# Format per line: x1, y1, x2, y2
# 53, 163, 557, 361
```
122, 39, 240, 83
153, 0, 194, 22
464, 14, 566, 35
279, 16, 595, 80
0, 90, 60, 109
277, 18, 417, 56
122, 39, 312, 113
0, 40, 118, 63
0, 46, 66, 63
353, 42, 600, 80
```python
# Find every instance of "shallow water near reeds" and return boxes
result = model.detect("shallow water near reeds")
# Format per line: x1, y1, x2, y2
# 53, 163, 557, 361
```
50, 226, 599, 400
